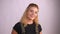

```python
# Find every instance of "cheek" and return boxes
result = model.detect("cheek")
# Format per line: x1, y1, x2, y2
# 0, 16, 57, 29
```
27, 11, 32, 15
27, 11, 31, 17
26, 11, 38, 19
34, 14, 38, 18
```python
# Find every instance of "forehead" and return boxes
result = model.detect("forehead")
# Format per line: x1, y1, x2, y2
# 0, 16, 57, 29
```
29, 7, 39, 11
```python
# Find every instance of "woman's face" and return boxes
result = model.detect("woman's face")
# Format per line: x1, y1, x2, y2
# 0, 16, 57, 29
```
27, 7, 38, 20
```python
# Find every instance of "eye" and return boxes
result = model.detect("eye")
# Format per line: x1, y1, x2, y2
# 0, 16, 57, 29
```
30, 10, 33, 12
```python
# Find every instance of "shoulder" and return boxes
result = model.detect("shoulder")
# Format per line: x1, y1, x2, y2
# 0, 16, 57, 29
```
38, 24, 42, 32
15, 22, 21, 25
13, 22, 22, 28
13, 22, 21, 32
38, 24, 41, 27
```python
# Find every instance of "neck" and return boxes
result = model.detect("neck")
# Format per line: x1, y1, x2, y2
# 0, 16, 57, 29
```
26, 18, 33, 24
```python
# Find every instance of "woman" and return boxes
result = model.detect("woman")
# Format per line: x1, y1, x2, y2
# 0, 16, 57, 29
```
11, 3, 42, 34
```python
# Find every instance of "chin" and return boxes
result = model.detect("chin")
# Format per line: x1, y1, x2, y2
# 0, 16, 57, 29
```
29, 18, 34, 20
27, 16, 35, 20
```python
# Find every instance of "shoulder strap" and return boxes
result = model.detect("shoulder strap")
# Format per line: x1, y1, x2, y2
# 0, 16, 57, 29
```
36, 25, 39, 34
20, 23, 25, 34
20, 23, 39, 34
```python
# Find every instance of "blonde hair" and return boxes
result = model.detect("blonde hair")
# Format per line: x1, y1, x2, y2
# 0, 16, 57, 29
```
20, 3, 39, 27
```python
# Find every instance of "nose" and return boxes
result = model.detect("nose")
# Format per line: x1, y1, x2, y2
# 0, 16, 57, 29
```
32, 11, 35, 15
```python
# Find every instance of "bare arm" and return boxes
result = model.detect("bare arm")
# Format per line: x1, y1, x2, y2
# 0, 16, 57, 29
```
40, 31, 42, 34
11, 29, 18, 34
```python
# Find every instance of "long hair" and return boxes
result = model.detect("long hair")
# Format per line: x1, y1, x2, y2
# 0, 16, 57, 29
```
20, 3, 39, 27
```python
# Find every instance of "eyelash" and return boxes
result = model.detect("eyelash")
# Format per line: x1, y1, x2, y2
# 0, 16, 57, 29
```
30, 10, 38, 14
30, 10, 33, 12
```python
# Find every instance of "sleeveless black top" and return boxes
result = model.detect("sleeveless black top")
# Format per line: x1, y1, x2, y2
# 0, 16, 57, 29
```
13, 22, 42, 34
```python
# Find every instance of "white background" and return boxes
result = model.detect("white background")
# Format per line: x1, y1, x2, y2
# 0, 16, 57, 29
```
0, 0, 60, 34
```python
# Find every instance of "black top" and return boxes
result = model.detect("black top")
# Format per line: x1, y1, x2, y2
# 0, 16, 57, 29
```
13, 22, 42, 34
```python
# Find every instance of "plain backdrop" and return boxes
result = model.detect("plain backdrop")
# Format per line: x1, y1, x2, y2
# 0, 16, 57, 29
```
0, 0, 60, 34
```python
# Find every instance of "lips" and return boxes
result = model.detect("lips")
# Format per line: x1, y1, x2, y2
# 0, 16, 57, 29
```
30, 15, 34, 18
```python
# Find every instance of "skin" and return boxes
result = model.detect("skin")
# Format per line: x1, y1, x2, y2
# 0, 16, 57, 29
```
26, 7, 38, 24
11, 7, 42, 34
27, 7, 38, 20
